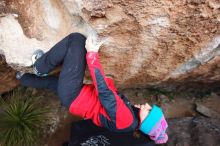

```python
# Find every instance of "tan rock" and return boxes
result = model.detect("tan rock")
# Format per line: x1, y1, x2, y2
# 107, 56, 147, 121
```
0, 56, 18, 93
0, 0, 220, 93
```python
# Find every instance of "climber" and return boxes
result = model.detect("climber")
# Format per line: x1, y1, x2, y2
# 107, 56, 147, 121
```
16, 32, 168, 144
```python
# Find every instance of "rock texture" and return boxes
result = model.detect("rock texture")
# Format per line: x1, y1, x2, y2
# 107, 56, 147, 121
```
1, 0, 220, 93
166, 117, 220, 146
196, 103, 220, 118
0, 56, 18, 93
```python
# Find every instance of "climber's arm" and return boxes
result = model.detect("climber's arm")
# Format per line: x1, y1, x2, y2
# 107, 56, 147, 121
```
85, 34, 137, 131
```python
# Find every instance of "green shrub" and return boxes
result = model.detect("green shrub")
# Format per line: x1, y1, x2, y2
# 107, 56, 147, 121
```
0, 89, 50, 146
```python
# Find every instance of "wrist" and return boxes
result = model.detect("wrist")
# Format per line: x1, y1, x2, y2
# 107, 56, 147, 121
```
87, 51, 98, 54
87, 48, 98, 53
87, 50, 98, 53
86, 51, 99, 59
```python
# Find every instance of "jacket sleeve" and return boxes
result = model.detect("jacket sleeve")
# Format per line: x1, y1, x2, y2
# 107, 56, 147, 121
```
86, 52, 112, 93
86, 52, 136, 131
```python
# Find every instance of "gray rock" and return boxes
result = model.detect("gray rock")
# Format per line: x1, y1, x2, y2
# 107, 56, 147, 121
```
196, 103, 220, 119
165, 117, 220, 146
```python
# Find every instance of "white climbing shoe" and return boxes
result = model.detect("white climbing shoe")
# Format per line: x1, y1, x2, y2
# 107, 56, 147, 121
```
31, 49, 44, 65
32, 49, 48, 77
16, 71, 25, 80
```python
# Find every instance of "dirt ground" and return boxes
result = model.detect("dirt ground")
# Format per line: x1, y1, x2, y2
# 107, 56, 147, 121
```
44, 88, 220, 146
3, 86, 219, 146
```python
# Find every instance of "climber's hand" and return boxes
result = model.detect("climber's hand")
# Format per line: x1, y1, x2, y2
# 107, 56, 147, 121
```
135, 103, 152, 123
85, 33, 105, 52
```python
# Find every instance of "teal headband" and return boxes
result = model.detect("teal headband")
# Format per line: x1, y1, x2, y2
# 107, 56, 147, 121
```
139, 105, 163, 134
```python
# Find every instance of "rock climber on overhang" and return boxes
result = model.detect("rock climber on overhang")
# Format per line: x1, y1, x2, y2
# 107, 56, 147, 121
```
16, 32, 168, 144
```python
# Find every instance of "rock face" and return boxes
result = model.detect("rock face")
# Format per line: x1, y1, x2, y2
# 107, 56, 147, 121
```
1, 0, 220, 93
166, 117, 220, 146
0, 56, 18, 93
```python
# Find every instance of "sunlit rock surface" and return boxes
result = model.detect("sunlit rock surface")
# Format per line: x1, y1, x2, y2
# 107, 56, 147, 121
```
0, 0, 220, 93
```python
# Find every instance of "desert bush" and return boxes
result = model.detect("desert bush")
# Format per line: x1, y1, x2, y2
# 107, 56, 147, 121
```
0, 89, 50, 146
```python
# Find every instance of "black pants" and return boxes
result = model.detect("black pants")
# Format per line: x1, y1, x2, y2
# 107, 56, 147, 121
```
19, 33, 86, 108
